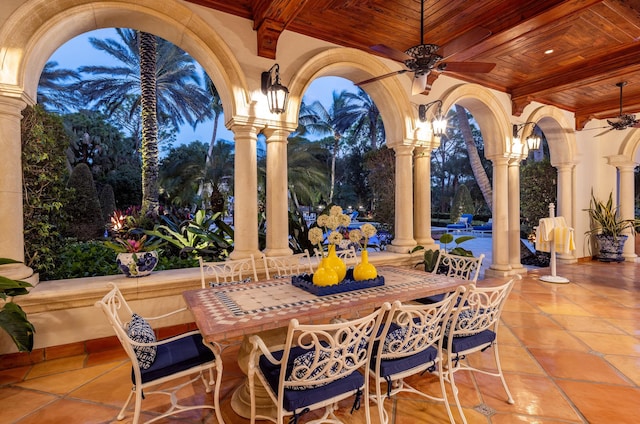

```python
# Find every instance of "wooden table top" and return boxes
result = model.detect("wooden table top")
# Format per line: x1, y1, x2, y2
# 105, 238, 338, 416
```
183, 265, 467, 343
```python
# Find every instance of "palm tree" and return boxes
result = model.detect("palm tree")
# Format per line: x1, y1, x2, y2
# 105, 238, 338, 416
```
454, 105, 493, 212
334, 88, 384, 150
76, 28, 212, 213
298, 92, 349, 203
37, 61, 80, 112
286, 134, 330, 207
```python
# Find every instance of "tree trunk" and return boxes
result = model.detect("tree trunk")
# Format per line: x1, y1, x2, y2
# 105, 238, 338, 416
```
329, 132, 340, 203
455, 105, 493, 212
139, 31, 159, 214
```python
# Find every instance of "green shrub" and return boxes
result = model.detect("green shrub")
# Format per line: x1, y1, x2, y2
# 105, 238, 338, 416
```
46, 241, 118, 280
21, 105, 71, 275
65, 163, 105, 240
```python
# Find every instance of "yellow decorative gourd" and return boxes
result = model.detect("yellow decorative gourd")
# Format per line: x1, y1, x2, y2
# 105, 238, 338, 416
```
324, 244, 347, 282
353, 250, 377, 281
312, 258, 339, 286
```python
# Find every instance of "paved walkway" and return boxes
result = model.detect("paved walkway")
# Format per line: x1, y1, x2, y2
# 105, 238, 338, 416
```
433, 230, 538, 279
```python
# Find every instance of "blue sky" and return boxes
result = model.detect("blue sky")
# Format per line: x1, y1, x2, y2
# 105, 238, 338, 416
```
49, 28, 357, 149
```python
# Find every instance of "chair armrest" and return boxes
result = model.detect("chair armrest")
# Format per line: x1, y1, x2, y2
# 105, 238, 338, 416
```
128, 329, 202, 348
249, 335, 285, 365
143, 307, 188, 322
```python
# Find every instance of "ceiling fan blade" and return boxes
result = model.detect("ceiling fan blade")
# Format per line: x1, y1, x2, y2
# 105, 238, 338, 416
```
356, 69, 409, 86
370, 44, 413, 62
439, 26, 492, 59
440, 61, 496, 73
411, 73, 428, 96
595, 128, 614, 137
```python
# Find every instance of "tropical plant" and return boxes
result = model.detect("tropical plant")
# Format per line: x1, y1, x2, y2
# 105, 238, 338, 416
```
584, 191, 638, 241
0, 258, 35, 352
76, 28, 212, 214
37, 61, 81, 112
104, 234, 163, 254
333, 88, 384, 150
298, 92, 350, 203
146, 209, 233, 260
412, 233, 476, 272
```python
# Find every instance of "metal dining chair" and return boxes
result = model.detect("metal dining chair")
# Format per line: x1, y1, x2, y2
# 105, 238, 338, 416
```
247, 305, 390, 424
369, 288, 465, 424
262, 250, 313, 280
416, 251, 485, 304
199, 255, 259, 288
442, 276, 519, 424
95, 283, 224, 424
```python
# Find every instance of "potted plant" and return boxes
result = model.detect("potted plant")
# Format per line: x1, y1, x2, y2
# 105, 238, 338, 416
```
105, 235, 162, 277
584, 191, 638, 262
0, 258, 35, 351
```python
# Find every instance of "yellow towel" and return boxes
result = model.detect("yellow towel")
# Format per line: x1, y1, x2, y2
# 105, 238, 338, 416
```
535, 218, 555, 252
535, 217, 575, 253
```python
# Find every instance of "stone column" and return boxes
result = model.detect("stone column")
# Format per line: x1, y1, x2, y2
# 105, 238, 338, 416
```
555, 162, 577, 261
485, 156, 512, 276
508, 158, 524, 272
263, 127, 292, 257
388, 144, 416, 253
229, 124, 261, 259
614, 161, 637, 260
413, 147, 436, 248
0, 95, 33, 280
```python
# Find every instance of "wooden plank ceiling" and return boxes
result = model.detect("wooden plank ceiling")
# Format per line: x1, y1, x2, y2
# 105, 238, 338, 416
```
186, 0, 640, 130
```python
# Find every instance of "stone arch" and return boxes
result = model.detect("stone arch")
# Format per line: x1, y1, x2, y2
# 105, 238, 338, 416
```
524, 106, 576, 165
617, 129, 640, 161
286, 47, 413, 144
438, 83, 512, 158
0, 0, 250, 118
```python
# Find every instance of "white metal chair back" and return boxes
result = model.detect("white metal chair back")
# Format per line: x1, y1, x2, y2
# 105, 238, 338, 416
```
199, 255, 259, 288
248, 305, 390, 424
443, 276, 519, 424
95, 283, 224, 424
370, 288, 465, 424
432, 251, 485, 282
262, 250, 313, 280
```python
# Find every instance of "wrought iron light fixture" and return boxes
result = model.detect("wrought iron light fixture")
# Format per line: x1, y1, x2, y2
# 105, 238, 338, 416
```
513, 122, 541, 151
261, 64, 289, 114
419, 100, 447, 135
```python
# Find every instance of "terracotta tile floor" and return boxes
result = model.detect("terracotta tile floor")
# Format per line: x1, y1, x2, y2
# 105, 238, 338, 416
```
1, 261, 639, 423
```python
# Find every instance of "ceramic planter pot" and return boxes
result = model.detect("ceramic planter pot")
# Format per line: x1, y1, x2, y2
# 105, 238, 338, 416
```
116, 251, 159, 277
595, 234, 627, 262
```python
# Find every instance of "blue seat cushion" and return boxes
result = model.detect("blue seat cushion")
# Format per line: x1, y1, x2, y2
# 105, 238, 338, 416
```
444, 329, 496, 354
259, 346, 364, 412
446, 223, 466, 229
415, 293, 446, 304
370, 344, 437, 378
137, 333, 215, 384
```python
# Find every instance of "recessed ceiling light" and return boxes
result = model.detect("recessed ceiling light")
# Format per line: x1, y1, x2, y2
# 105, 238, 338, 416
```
545, 49, 554, 54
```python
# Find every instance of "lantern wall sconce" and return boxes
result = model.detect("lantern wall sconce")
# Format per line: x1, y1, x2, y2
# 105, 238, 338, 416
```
512, 122, 542, 151
418, 100, 447, 135
261, 63, 289, 114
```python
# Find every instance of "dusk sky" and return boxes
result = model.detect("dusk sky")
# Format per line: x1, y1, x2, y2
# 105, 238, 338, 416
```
49, 28, 357, 151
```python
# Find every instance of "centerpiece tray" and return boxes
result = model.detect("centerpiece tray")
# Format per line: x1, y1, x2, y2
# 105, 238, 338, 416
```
291, 268, 384, 296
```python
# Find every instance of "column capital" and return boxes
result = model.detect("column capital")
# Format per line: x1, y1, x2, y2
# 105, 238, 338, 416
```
0, 93, 28, 117
606, 155, 636, 170
392, 144, 415, 156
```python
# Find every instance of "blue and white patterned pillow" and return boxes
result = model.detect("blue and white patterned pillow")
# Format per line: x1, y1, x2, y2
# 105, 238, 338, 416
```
446, 309, 478, 337
128, 313, 157, 370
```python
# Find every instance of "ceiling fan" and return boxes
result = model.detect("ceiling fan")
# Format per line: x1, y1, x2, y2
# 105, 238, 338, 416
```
596, 82, 640, 136
356, 0, 496, 95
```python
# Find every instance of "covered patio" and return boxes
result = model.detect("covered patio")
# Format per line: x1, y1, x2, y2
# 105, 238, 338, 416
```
2, 261, 639, 423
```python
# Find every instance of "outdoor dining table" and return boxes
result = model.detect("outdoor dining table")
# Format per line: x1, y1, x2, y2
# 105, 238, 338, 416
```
182, 265, 467, 419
